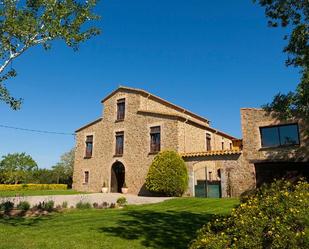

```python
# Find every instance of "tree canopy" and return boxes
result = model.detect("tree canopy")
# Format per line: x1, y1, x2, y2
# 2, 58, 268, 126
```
254, 0, 309, 122
0, 0, 100, 109
0, 152, 38, 184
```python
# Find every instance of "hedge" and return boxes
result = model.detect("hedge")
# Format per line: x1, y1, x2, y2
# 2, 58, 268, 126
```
0, 184, 67, 191
145, 150, 188, 197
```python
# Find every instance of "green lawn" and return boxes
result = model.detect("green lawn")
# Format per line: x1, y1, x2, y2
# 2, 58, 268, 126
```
0, 198, 239, 249
0, 189, 85, 197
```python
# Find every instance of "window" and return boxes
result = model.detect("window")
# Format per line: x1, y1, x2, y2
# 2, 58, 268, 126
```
221, 142, 224, 150
150, 126, 161, 153
115, 131, 124, 155
84, 171, 89, 184
85, 135, 93, 158
117, 99, 125, 121
260, 124, 300, 148
229, 142, 233, 150
206, 133, 211, 151
208, 171, 212, 181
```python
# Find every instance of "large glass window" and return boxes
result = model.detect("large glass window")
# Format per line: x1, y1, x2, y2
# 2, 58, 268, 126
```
260, 124, 300, 148
117, 99, 125, 121
115, 131, 124, 155
85, 135, 93, 158
150, 126, 161, 153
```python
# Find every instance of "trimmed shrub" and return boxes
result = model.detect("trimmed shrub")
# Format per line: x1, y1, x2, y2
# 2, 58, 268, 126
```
61, 201, 68, 209
34, 201, 55, 212
0, 184, 67, 191
0, 201, 14, 213
190, 179, 309, 249
17, 201, 31, 211
145, 150, 188, 197
76, 201, 92, 209
116, 197, 127, 207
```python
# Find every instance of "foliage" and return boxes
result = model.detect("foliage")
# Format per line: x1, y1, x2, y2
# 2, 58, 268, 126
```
17, 201, 30, 211
190, 179, 309, 249
0, 149, 74, 187
116, 196, 127, 207
34, 200, 55, 212
61, 201, 68, 209
51, 148, 75, 187
0, 200, 14, 213
0, 183, 67, 191
254, 0, 309, 122
0, 198, 238, 249
0, 152, 38, 184
145, 150, 188, 197
76, 201, 92, 209
28, 168, 56, 184
0, 0, 100, 109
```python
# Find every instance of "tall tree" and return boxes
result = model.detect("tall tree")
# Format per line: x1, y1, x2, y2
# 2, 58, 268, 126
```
0, 0, 100, 109
254, 0, 309, 122
0, 152, 38, 184
52, 148, 74, 186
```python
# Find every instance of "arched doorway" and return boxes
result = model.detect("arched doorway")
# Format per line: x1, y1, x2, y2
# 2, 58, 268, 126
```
111, 161, 125, 193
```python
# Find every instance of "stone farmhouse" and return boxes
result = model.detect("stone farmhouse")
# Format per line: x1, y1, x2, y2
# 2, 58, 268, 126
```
73, 86, 308, 197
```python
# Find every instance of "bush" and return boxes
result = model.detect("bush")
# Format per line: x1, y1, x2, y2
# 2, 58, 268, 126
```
0, 201, 14, 213
0, 184, 67, 191
61, 201, 68, 209
116, 197, 127, 206
35, 200, 55, 212
145, 150, 188, 197
190, 179, 309, 249
76, 201, 92, 209
17, 201, 30, 211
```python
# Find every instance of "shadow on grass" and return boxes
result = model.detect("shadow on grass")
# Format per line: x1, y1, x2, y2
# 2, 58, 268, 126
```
0, 214, 53, 227
99, 210, 218, 249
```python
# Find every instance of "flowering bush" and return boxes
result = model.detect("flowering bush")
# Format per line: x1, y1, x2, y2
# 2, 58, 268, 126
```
0, 184, 67, 191
190, 179, 309, 249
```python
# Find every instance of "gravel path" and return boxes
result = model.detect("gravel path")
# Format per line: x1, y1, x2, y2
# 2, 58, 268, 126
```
1, 193, 172, 207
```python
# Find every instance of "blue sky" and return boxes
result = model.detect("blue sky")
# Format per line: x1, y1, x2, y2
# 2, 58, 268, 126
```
0, 0, 300, 168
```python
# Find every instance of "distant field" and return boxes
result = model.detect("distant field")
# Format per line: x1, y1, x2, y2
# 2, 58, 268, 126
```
0, 198, 239, 249
0, 189, 86, 197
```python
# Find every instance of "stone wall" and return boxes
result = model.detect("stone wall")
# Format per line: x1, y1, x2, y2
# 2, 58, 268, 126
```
241, 108, 309, 163
185, 153, 255, 197
73, 87, 238, 195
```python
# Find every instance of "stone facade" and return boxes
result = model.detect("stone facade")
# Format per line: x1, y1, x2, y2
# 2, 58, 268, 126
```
73, 86, 235, 195
240, 108, 308, 188
73, 87, 308, 197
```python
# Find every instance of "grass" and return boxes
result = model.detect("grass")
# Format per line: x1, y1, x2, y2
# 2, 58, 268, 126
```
0, 189, 85, 197
0, 198, 239, 249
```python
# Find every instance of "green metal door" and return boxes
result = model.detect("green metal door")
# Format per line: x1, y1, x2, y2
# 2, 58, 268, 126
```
195, 180, 206, 197
207, 181, 221, 198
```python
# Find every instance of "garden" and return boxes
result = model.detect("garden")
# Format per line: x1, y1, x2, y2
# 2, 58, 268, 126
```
0, 198, 238, 249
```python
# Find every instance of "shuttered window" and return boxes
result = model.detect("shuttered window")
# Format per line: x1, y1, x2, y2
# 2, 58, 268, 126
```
84, 171, 89, 184
206, 133, 211, 151
115, 131, 124, 155
150, 126, 161, 153
117, 99, 125, 121
85, 135, 93, 158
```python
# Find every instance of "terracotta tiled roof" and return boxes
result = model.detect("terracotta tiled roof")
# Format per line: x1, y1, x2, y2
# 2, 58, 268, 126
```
181, 149, 242, 158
